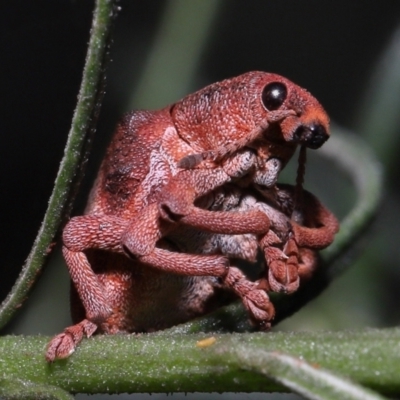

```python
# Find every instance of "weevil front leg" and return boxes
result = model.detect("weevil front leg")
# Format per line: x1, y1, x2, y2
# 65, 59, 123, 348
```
260, 230, 300, 294
260, 187, 339, 293
156, 155, 276, 234
288, 190, 339, 282
291, 190, 339, 250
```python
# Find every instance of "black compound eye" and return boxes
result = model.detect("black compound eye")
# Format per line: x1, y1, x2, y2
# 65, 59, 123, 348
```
261, 82, 287, 111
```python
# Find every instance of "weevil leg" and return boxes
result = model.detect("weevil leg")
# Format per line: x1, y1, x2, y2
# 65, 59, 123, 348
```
121, 203, 274, 327
297, 248, 319, 281
46, 319, 97, 362
292, 194, 339, 249
261, 230, 300, 294
46, 214, 129, 362
62, 214, 128, 322
178, 207, 270, 235
224, 266, 275, 329
139, 248, 275, 327
156, 172, 271, 235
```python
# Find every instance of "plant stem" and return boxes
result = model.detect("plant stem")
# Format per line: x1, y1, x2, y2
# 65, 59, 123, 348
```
0, 379, 74, 400
0, 0, 119, 330
226, 346, 386, 400
0, 329, 398, 396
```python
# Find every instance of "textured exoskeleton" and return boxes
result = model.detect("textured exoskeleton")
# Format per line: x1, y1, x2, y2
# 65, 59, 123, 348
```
46, 71, 333, 361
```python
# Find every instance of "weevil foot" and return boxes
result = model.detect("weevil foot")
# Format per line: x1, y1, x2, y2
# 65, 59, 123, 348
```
46, 319, 97, 362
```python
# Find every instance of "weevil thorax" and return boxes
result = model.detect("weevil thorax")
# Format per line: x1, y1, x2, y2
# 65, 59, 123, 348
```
170, 71, 330, 154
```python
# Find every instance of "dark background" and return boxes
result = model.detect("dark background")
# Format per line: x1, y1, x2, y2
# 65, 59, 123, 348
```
2, 0, 400, 338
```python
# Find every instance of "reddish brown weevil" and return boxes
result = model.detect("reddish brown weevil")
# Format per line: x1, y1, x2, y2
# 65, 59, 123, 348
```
46, 71, 336, 361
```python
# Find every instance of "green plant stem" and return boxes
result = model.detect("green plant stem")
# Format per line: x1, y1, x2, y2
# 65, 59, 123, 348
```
0, 329, 398, 396
0, 0, 119, 330
225, 346, 386, 400
0, 379, 74, 400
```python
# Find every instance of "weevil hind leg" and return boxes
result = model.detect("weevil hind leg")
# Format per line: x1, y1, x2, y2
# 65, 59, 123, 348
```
62, 214, 129, 324
46, 319, 97, 362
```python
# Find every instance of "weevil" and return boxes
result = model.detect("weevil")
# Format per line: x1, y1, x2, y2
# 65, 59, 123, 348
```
46, 71, 333, 361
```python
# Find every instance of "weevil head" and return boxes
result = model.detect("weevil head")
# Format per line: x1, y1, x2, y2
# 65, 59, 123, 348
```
171, 71, 329, 156
254, 72, 330, 149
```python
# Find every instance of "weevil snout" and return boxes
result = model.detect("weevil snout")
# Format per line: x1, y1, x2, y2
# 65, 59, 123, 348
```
293, 122, 329, 149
